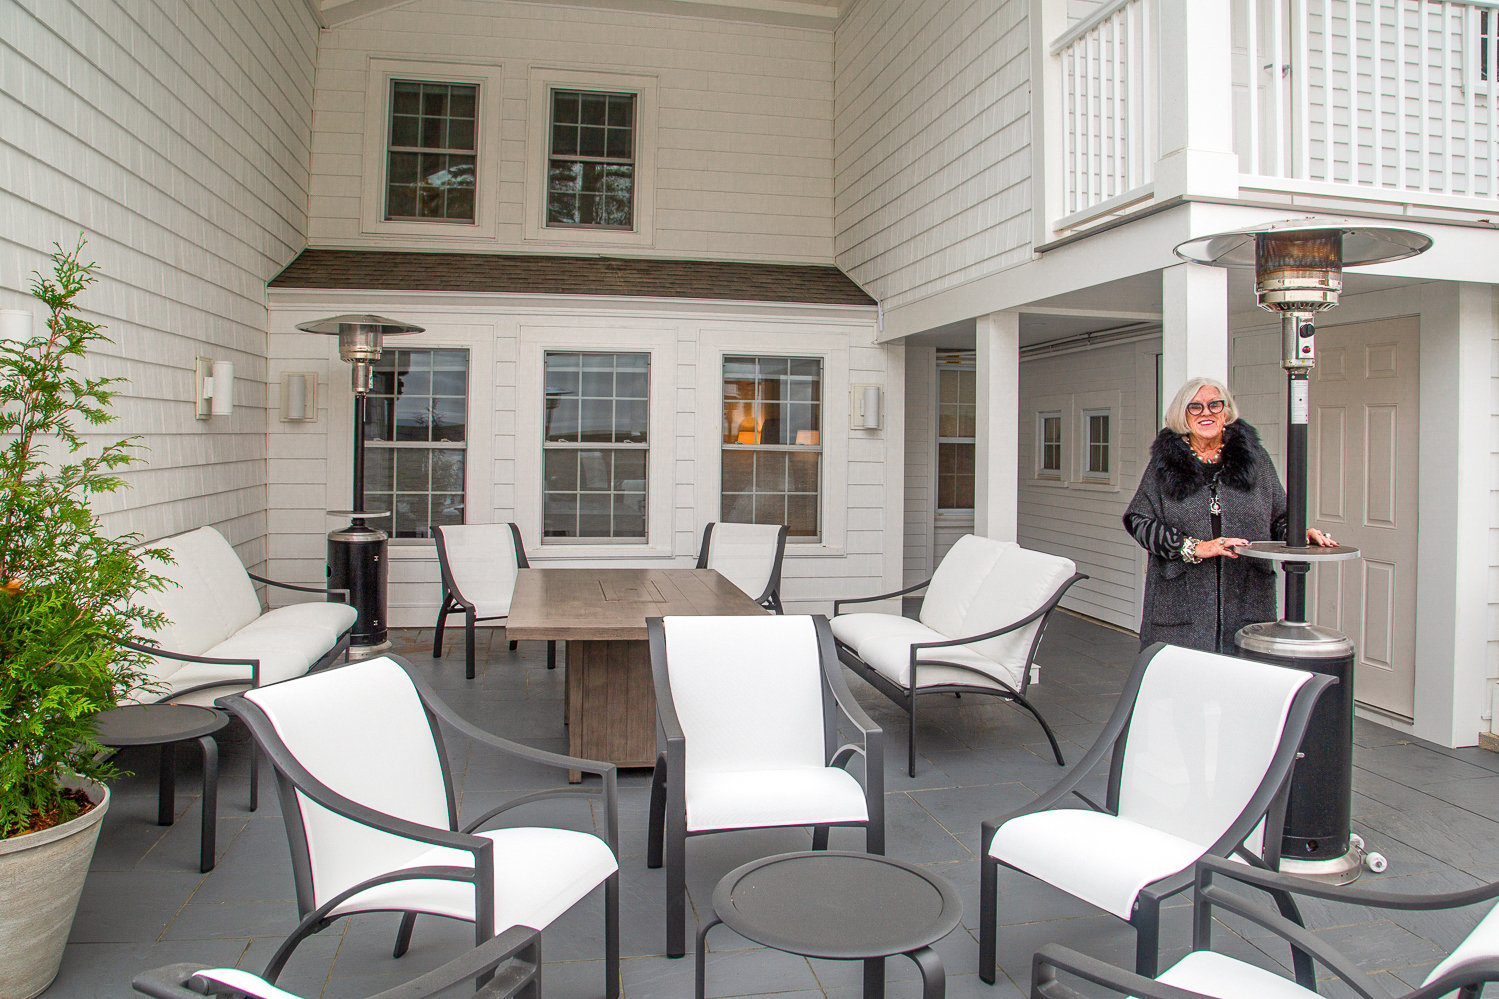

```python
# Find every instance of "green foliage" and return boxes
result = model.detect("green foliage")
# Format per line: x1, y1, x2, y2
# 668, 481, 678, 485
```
0, 238, 168, 838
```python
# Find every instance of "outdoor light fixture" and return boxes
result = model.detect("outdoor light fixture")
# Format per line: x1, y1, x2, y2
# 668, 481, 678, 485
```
1175, 220, 1431, 881
0, 308, 31, 343
297, 313, 423, 656
194, 357, 235, 419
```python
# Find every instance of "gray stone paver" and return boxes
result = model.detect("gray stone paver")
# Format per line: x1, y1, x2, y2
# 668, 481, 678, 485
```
52, 615, 1499, 998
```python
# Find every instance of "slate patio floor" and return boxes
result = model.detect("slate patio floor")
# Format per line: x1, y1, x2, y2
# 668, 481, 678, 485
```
55, 613, 1499, 998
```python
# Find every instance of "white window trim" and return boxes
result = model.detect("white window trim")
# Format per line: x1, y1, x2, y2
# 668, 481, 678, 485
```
524, 67, 658, 249
695, 330, 850, 557
1035, 409, 1065, 482
1030, 394, 1071, 487
515, 325, 676, 558
318, 321, 496, 551
1073, 390, 1122, 490
360, 57, 504, 240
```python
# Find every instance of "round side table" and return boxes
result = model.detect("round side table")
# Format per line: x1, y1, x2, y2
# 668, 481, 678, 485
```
698, 851, 962, 999
94, 704, 228, 873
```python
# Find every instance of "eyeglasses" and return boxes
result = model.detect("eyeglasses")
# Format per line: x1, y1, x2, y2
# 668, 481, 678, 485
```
1186, 399, 1227, 416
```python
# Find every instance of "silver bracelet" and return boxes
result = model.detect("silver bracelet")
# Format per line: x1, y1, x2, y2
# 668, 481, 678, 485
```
1180, 536, 1202, 564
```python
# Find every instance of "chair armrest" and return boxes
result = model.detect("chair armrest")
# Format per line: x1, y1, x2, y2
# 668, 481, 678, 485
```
246, 571, 350, 603
832, 578, 930, 616
1196, 853, 1499, 911
909, 573, 1088, 657
1031, 945, 1209, 999
119, 638, 260, 700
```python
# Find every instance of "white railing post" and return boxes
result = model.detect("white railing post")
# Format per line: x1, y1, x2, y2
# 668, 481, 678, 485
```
1154, 0, 1240, 198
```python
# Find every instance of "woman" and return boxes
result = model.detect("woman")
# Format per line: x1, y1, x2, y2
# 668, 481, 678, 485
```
1123, 377, 1337, 652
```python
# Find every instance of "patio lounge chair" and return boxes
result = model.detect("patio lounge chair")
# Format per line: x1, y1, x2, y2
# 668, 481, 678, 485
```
980, 642, 1334, 982
831, 534, 1085, 776
695, 521, 789, 612
1031, 854, 1499, 999
432, 522, 555, 678
646, 614, 884, 958
219, 655, 619, 998
133, 925, 539, 999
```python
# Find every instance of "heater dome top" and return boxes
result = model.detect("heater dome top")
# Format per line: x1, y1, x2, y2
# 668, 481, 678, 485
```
1173, 220, 1432, 269
295, 314, 424, 336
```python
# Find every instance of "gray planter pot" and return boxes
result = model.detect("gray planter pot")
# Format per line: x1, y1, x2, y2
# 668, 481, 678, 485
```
0, 781, 109, 999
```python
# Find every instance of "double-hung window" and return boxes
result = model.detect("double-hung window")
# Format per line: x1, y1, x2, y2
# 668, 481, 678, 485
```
1082, 409, 1112, 480
385, 80, 478, 223
1037, 412, 1063, 479
936, 362, 976, 511
721, 356, 822, 540
364, 348, 469, 539
542, 352, 649, 541
547, 90, 635, 229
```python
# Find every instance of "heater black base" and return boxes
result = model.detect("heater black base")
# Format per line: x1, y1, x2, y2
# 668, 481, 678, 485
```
328, 523, 389, 653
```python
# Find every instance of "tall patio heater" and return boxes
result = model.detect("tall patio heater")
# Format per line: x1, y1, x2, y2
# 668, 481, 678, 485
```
297, 314, 423, 658
1175, 221, 1430, 880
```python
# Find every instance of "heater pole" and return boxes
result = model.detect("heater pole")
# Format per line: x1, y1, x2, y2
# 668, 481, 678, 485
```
351, 392, 367, 523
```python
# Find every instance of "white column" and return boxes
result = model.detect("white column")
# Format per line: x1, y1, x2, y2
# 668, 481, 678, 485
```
1160, 262, 1229, 407
1414, 281, 1494, 747
1154, 0, 1240, 199
974, 310, 1020, 542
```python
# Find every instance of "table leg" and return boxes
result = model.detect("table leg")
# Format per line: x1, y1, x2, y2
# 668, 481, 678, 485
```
906, 947, 945, 999
695, 917, 722, 999
863, 957, 886, 999
158, 743, 176, 826
198, 735, 219, 873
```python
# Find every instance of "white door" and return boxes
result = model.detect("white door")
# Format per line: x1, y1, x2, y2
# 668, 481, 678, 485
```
1308, 316, 1420, 719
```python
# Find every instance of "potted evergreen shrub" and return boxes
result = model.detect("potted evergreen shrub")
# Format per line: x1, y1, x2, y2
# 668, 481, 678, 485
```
0, 238, 167, 999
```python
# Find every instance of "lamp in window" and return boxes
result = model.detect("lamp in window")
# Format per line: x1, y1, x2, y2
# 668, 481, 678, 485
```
194, 357, 234, 419
297, 313, 423, 656
794, 430, 819, 446
1175, 219, 1430, 880
735, 415, 758, 445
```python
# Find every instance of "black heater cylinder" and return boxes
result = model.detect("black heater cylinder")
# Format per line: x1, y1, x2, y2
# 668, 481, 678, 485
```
328, 523, 388, 652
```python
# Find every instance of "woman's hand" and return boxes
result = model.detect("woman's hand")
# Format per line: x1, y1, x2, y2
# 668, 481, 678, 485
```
1195, 537, 1249, 559
1307, 528, 1338, 547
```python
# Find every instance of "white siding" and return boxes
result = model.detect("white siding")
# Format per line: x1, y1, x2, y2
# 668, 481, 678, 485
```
308, 0, 836, 262
834, 0, 1033, 310
0, 0, 318, 567
1017, 338, 1157, 630
903, 343, 936, 584
266, 295, 893, 624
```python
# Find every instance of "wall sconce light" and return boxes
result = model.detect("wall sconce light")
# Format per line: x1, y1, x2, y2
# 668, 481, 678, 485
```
0, 308, 32, 344
850, 384, 882, 430
280, 371, 318, 423
194, 356, 234, 419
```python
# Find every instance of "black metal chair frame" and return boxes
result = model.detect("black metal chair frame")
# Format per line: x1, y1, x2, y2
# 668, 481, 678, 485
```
1032, 854, 1499, 999
133, 924, 541, 999
694, 522, 790, 613
219, 655, 619, 999
979, 642, 1335, 983
432, 522, 555, 679
833, 570, 1086, 777
123, 573, 352, 812
645, 614, 885, 959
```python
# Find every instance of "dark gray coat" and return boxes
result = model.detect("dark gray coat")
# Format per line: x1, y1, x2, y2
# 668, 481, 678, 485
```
1124, 421, 1286, 653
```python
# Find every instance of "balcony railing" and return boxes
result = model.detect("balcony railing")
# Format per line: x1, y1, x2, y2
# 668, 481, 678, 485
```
1050, 0, 1499, 233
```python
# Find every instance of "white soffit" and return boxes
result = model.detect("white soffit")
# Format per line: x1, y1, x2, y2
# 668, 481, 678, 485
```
313, 0, 842, 28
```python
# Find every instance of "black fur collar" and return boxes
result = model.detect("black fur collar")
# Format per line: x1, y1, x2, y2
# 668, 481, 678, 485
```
1152, 421, 1263, 501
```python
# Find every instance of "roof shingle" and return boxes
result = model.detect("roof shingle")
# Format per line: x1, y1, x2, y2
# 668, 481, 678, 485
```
269, 249, 875, 307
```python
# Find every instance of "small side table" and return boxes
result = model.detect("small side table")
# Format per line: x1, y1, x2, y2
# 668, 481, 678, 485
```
94, 704, 228, 873
698, 851, 962, 999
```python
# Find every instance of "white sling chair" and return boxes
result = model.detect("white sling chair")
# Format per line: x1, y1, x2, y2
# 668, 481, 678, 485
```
1033, 854, 1499, 999
432, 523, 554, 679
645, 614, 884, 958
220, 656, 619, 998
695, 522, 789, 612
979, 643, 1334, 982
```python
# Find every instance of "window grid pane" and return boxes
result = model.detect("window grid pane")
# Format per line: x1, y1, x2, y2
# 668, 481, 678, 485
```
721, 355, 822, 540
1040, 413, 1062, 474
547, 90, 635, 229
542, 351, 650, 541
365, 348, 469, 538
386, 81, 478, 223
1085, 411, 1111, 476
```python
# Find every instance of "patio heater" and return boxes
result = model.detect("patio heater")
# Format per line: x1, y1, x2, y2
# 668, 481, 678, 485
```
1175, 221, 1430, 880
297, 314, 423, 657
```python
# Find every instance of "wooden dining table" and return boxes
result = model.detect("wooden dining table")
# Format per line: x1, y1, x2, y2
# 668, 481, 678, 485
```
505, 567, 767, 777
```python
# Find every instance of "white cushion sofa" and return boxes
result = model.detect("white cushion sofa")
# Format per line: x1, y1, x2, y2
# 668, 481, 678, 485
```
128, 527, 357, 706
831, 534, 1084, 778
